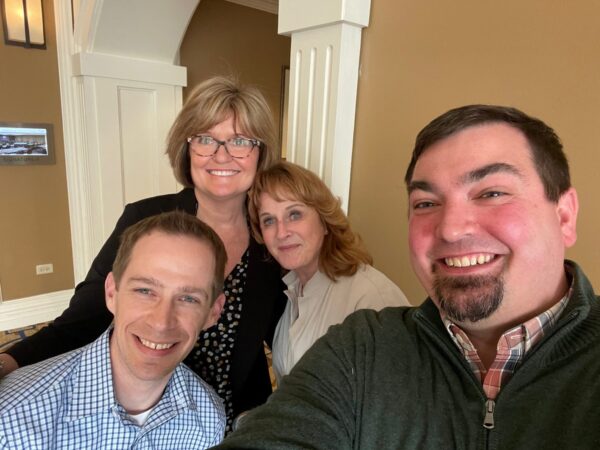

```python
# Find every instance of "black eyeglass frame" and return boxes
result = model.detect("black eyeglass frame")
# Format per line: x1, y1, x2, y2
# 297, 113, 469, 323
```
186, 135, 263, 159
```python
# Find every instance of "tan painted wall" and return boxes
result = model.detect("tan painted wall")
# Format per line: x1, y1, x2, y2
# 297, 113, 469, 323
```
0, 0, 288, 302
0, 0, 74, 301
350, 1, 600, 304
180, 0, 290, 138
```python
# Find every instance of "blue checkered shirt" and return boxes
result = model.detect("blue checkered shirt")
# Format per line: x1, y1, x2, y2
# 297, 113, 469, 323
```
0, 327, 225, 449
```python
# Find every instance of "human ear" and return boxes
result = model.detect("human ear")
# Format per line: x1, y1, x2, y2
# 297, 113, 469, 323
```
105, 272, 118, 315
556, 187, 578, 248
204, 293, 225, 330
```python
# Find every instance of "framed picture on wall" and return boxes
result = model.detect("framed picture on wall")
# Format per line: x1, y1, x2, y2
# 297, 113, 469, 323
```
0, 122, 55, 165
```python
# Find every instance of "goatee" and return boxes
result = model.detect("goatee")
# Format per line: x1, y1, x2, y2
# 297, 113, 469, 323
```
433, 273, 504, 323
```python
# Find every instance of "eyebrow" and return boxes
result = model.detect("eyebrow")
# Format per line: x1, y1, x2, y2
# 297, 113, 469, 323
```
460, 162, 523, 184
259, 202, 306, 217
128, 276, 163, 287
407, 162, 523, 194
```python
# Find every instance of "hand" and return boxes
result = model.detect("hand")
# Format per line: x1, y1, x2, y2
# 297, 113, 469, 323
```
0, 353, 18, 378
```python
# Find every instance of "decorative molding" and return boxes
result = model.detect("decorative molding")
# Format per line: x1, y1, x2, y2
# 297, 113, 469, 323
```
0, 290, 74, 331
279, 0, 369, 34
279, 0, 371, 212
55, 0, 96, 283
54, 0, 186, 286
225, 0, 278, 15
72, 52, 187, 86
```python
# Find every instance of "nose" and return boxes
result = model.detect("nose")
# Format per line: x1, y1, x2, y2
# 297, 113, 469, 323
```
276, 220, 290, 240
212, 143, 233, 163
147, 298, 177, 331
436, 201, 477, 243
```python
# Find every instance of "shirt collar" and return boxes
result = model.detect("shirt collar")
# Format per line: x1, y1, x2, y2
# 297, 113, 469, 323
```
283, 270, 331, 298
66, 326, 196, 422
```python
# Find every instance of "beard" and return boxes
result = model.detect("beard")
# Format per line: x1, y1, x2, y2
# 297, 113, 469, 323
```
433, 272, 504, 323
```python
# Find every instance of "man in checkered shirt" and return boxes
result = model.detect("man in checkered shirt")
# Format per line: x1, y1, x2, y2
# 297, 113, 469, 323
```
0, 211, 226, 449
216, 105, 600, 449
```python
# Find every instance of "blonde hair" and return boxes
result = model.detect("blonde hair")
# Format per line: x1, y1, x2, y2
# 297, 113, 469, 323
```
166, 76, 280, 186
248, 161, 373, 281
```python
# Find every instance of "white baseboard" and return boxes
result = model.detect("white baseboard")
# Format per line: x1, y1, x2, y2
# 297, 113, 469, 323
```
0, 290, 74, 331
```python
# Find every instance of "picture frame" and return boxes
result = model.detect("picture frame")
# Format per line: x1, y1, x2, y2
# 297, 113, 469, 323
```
0, 122, 55, 165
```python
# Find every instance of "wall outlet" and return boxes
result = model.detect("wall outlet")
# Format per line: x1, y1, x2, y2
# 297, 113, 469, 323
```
36, 263, 54, 275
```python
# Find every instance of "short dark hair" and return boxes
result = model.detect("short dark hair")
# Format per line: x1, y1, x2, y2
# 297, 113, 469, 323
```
404, 105, 571, 202
112, 211, 226, 303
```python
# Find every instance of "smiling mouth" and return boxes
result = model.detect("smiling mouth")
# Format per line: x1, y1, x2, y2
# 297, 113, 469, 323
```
278, 244, 300, 252
139, 337, 175, 350
443, 253, 495, 268
207, 169, 239, 177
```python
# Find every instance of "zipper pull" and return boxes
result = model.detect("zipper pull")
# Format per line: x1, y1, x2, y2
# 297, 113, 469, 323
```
483, 399, 495, 429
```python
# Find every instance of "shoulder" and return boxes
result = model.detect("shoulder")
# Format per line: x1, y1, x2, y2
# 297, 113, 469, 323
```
350, 265, 397, 287
248, 238, 280, 272
110, 189, 196, 235
337, 307, 416, 337
176, 364, 226, 418
246, 237, 285, 292
125, 188, 196, 216
0, 347, 84, 416
285, 307, 417, 384
341, 265, 410, 308
302, 307, 415, 354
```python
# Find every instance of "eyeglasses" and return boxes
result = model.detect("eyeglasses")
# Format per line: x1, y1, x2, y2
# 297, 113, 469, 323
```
186, 135, 262, 159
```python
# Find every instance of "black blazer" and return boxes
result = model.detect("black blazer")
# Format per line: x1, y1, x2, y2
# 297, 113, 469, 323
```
8, 188, 287, 416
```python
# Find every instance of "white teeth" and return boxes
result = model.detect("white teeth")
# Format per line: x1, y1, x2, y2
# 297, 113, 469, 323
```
140, 338, 174, 350
208, 170, 237, 176
445, 254, 493, 268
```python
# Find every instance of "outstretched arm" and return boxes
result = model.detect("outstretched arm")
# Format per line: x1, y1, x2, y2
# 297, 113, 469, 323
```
214, 322, 358, 450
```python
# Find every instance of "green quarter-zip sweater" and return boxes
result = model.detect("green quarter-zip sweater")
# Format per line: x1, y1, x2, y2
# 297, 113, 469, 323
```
214, 260, 600, 450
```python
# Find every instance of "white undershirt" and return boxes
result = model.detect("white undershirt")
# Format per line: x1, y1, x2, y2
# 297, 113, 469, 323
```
128, 406, 155, 426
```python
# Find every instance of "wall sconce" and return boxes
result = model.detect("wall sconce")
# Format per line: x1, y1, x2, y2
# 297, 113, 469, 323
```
1, 0, 46, 49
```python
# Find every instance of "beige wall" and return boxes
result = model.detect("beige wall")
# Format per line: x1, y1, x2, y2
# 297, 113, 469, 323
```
0, 0, 74, 300
0, 0, 288, 302
180, 0, 290, 137
350, 1, 600, 304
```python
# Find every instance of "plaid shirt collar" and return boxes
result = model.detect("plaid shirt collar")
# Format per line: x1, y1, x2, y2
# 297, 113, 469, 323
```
442, 280, 572, 400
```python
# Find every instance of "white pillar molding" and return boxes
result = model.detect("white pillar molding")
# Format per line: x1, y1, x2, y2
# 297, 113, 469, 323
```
54, 0, 197, 283
55, 0, 97, 283
4, 0, 195, 330
279, 0, 370, 212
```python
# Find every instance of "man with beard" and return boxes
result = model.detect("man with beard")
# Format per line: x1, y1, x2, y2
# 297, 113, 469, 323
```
213, 105, 600, 450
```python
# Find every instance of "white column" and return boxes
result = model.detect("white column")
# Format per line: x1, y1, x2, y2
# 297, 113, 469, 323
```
279, 0, 370, 212
0, 0, 195, 329
55, 0, 197, 282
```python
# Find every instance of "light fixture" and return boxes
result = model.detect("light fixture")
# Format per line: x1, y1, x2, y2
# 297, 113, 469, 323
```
1, 0, 45, 49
